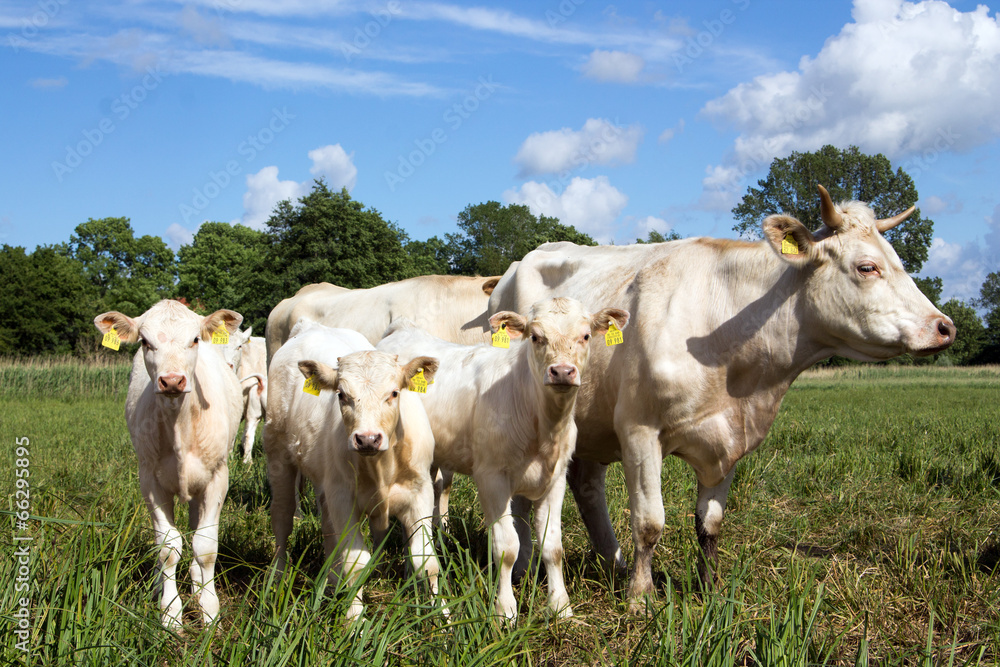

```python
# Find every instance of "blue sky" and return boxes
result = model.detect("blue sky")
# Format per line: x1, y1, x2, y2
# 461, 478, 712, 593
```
2, 0, 999, 302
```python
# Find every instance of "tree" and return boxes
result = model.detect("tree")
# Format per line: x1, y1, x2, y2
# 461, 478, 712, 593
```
913, 276, 943, 307
241, 181, 414, 332
732, 145, 933, 273
0, 245, 95, 355
177, 222, 267, 316
446, 201, 596, 276
939, 299, 985, 365
636, 229, 681, 244
60, 217, 177, 314
406, 236, 451, 276
973, 271, 1000, 363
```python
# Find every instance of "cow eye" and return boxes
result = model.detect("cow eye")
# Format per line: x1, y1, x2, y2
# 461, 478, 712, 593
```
390, 390, 399, 400
858, 262, 880, 276
583, 333, 591, 341
337, 392, 347, 403
139, 337, 149, 349
191, 337, 200, 347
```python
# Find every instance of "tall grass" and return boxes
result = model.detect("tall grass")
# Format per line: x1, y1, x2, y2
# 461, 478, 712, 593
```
1, 363, 998, 664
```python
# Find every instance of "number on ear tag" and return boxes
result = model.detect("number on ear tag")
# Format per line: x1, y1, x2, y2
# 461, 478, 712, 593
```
102, 327, 121, 351
781, 233, 799, 255
492, 323, 510, 349
302, 375, 322, 396
605, 321, 624, 346
409, 369, 428, 393
212, 326, 230, 345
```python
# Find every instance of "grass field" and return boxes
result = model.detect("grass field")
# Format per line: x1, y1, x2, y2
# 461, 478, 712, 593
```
1, 358, 998, 665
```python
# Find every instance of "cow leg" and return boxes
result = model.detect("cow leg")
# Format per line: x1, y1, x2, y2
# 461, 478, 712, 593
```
139, 472, 183, 628
398, 480, 447, 616
188, 464, 228, 625
242, 393, 263, 465
431, 466, 454, 529
321, 488, 370, 620
619, 426, 665, 612
476, 474, 518, 621
694, 467, 736, 590
534, 475, 572, 618
568, 458, 625, 572
510, 495, 534, 584
265, 435, 298, 574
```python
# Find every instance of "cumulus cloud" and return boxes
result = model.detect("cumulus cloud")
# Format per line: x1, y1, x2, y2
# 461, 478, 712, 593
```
236, 144, 358, 228
698, 0, 1000, 210
634, 215, 672, 238
29, 76, 68, 89
513, 118, 643, 178
165, 222, 195, 249
503, 175, 628, 242
581, 49, 645, 83
308, 144, 357, 191
920, 193, 963, 216
920, 204, 1000, 303
658, 118, 685, 145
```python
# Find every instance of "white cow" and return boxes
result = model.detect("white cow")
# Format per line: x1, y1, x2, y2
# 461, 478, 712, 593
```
264, 274, 501, 361
378, 297, 629, 620
489, 186, 956, 608
264, 320, 442, 620
94, 299, 245, 627
219, 327, 268, 464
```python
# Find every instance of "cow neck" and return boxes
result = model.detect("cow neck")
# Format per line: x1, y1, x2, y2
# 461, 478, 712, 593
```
511, 342, 578, 454
153, 367, 209, 504
353, 426, 401, 494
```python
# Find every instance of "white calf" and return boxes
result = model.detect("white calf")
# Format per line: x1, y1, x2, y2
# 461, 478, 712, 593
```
219, 327, 267, 464
378, 297, 629, 620
94, 299, 244, 628
264, 321, 442, 619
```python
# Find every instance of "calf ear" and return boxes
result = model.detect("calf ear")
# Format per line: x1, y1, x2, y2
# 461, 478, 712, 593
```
489, 311, 527, 338
590, 308, 631, 334
481, 277, 500, 296
244, 325, 253, 339
201, 309, 244, 341
94, 312, 139, 343
298, 360, 339, 390
402, 356, 439, 386
762, 214, 819, 265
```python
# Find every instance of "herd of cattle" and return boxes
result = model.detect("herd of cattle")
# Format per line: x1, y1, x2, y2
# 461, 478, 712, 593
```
92, 187, 956, 628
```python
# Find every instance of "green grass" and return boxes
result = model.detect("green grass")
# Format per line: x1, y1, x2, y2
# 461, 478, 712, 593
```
1, 361, 998, 665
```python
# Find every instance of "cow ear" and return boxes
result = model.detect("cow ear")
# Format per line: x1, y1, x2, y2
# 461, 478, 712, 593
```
201, 309, 244, 341
489, 311, 527, 339
298, 360, 339, 389
762, 214, 819, 265
402, 356, 439, 386
590, 308, 630, 335
481, 277, 500, 296
94, 311, 139, 343
244, 326, 253, 339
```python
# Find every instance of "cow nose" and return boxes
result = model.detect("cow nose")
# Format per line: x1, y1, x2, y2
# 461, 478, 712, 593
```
353, 432, 383, 456
935, 317, 956, 345
157, 373, 187, 394
546, 364, 579, 386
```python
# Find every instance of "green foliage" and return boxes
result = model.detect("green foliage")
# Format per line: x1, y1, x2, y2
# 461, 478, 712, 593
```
59, 216, 177, 315
446, 201, 596, 276
636, 228, 682, 244
914, 276, 943, 307
176, 222, 267, 318
939, 299, 986, 365
405, 236, 452, 276
732, 145, 933, 273
0, 245, 95, 355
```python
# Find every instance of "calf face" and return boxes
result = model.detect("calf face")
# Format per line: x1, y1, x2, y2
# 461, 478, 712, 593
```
762, 186, 955, 360
94, 300, 242, 397
299, 351, 438, 456
219, 327, 253, 373
490, 297, 630, 391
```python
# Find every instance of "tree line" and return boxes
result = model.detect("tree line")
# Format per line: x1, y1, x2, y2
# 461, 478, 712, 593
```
3, 145, 998, 364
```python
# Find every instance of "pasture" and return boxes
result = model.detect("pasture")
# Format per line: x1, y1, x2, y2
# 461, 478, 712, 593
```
2, 357, 998, 665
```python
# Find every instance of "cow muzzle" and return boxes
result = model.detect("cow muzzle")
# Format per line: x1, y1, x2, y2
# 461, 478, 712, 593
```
156, 372, 189, 396
352, 431, 385, 457
913, 316, 957, 357
545, 363, 580, 388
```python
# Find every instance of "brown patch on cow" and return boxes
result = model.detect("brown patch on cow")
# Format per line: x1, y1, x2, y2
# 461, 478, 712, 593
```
692, 237, 757, 252
481, 277, 501, 295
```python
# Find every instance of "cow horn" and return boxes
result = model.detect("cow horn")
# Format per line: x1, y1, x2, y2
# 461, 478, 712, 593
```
817, 185, 844, 230
875, 206, 915, 233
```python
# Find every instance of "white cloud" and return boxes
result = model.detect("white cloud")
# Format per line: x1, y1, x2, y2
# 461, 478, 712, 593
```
634, 215, 671, 238
503, 176, 628, 242
513, 118, 643, 177
308, 144, 357, 192
921, 205, 1000, 303
699, 0, 1000, 209
165, 222, 195, 249
237, 166, 309, 229
920, 193, 963, 216
658, 118, 685, 145
29, 76, 68, 89
178, 6, 230, 47
582, 49, 645, 83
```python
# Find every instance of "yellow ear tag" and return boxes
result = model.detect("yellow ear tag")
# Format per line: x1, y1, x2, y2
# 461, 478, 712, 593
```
781, 233, 799, 255
302, 375, 322, 396
102, 327, 121, 351
492, 323, 510, 349
409, 369, 428, 394
605, 321, 624, 346
211, 326, 230, 345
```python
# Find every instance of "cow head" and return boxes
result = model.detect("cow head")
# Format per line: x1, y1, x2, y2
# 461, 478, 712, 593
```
94, 300, 243, 397
762, 185, 955, 360
490, 297, 630, 392
298, 351, 438, 457
219, 326, 253, 373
